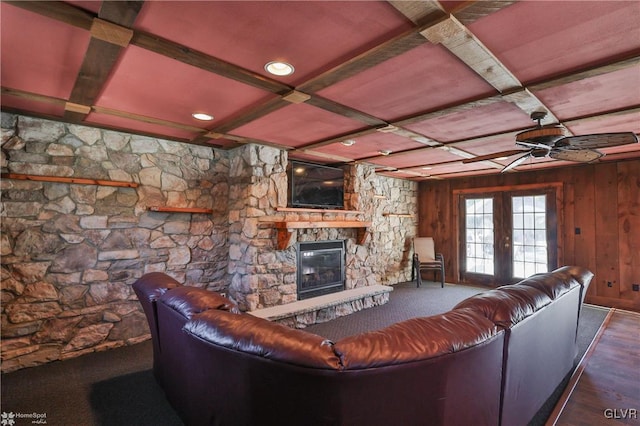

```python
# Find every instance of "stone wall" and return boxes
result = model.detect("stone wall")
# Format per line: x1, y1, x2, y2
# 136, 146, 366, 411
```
1, 112, 418, 372
1, 113, 229, 372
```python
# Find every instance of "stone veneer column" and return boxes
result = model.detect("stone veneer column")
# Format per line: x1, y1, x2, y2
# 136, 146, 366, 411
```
227, 144, 289, 311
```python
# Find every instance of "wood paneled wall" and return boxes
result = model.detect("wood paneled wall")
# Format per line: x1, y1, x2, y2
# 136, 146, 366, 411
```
418, 159, 640, 312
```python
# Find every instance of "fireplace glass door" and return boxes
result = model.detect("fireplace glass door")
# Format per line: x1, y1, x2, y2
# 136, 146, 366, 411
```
297, 240, 345, 300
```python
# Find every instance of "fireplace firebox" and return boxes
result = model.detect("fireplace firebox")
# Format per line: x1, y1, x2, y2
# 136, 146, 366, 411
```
297, 240, 345, 300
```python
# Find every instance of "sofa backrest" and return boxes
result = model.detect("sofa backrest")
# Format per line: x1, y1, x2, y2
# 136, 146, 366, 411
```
333, 308, 498, 369
453, 285, 552, 329
185, 309, 341, 369
182, 304, 505, 426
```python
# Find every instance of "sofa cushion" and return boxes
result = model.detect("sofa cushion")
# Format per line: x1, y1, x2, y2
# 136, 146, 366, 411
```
132, 272, 182, 302
159, 286, 239, 319
333, 309, 499, 369
516, 270, 579, 300
454, 285, 551, 329
184, 309, 341, 369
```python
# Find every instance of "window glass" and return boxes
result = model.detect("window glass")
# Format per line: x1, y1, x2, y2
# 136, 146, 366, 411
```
465, 197, 494, 275
512, 195, 547, 278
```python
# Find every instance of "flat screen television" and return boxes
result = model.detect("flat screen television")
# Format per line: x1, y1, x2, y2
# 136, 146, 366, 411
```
288, 160, 344, 209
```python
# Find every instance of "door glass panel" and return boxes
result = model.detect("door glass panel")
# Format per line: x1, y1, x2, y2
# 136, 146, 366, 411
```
465, 198, 494, 275
512, 195, 547, 278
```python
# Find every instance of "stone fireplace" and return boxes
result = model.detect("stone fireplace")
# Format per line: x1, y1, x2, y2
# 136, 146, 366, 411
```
297, 240, 345, 300
226, 144, 418, 312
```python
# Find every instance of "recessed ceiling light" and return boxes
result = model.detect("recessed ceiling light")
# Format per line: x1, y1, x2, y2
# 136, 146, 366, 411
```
495, 156, 509, 161
341, 139, 356, 146
422, 166, 432, 170
192, 112, 214, 121
378, 150, 392, 156
265, 61, 295, 76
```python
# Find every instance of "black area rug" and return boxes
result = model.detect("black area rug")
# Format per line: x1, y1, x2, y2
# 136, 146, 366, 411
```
0, 281, 608, 426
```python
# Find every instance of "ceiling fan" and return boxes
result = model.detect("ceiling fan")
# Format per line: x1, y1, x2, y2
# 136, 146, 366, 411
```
463, 111, 638, 172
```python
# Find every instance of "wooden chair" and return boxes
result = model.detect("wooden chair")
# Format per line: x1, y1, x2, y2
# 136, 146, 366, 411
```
412, 237, 445, 288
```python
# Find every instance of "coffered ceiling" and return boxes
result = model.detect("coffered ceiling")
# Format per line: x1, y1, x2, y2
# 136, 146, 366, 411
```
2, 1, 639, 180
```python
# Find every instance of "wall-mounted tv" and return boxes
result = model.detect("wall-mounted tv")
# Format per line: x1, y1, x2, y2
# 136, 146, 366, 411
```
288, 160, 344, 209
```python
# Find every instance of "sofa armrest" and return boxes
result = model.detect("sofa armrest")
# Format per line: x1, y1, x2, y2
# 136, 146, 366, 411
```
133, 272, 182, 304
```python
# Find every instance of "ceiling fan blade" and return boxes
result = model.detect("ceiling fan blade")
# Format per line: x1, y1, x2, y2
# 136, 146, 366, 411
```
501, 152, 532, 173
462, 149, 527, 164
560, 132, 638, 150
549, 148, 604, 162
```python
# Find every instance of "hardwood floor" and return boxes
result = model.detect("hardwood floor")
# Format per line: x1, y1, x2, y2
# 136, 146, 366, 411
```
547, 309, 640, 425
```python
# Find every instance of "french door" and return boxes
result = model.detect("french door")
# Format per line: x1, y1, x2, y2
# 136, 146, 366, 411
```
458, 186, 559, 286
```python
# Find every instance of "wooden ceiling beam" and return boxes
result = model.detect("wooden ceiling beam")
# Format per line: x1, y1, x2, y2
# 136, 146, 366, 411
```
4, 1, 94, 30
387, 1, 446, 25
295, 128, 378, 151
394, 95, 504, 127
562, 105, 640, 126
64, 1, 144, 122
131, 32, 292, 96
1, 87, 66, 107
299, 23, 442, 93
208, 97, 289, 135
420, 14, 521, 93
306, 96, 387, 127
91, 105, 204, 133
450, 1, 519, 25
501, 88, 559, 125
528, 53, 640, 91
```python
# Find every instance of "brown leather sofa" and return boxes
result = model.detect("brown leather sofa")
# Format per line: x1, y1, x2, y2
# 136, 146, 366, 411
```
133, 266, 592, 426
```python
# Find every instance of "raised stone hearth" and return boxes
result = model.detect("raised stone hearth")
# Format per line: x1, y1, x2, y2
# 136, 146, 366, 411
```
250, 285, 392, 328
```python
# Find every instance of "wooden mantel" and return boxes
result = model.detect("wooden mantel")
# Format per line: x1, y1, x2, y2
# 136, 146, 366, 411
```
273, 220, 372, 250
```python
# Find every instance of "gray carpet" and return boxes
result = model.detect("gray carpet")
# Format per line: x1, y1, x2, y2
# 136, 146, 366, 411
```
1, 281, 608, 426
306, 280, 486, 339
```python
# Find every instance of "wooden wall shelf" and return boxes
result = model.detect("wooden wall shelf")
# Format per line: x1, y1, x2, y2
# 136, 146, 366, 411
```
1, 173, 138, 188
148, 206, 213, 214
273, 220, 372, 250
